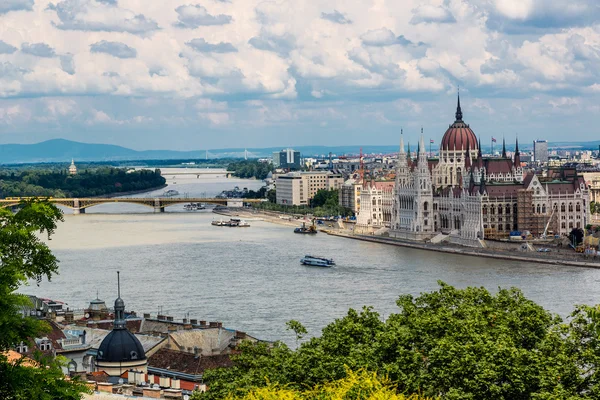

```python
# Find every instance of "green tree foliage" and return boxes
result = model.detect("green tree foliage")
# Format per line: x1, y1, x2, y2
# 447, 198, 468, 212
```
197, 283, 600, 399
227, 161, 273, 180
569, 228, 584, 245
0, 168, 165, 198
0, 199, 90, 399
255, 189, 353, 217
591, 201, 598, 215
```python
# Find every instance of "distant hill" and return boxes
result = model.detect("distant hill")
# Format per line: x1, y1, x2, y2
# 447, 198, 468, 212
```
1, 138, 599, 164
0, 139, 206, 164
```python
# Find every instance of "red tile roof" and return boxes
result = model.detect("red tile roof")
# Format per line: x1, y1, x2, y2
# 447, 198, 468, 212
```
148, 349, 234, 375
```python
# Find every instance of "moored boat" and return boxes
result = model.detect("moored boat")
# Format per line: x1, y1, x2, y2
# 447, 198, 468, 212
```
294, 221, 317, 234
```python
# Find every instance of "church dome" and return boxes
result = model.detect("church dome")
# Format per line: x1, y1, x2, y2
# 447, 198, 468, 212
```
97, 329, 146, 363
440, 95, 478, 152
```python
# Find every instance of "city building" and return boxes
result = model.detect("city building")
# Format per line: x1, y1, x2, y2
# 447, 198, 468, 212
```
387, 96, 589, 246
272, 149, 301, 170
276, 171, 343, 206
339, 179, 362, 213
69, 159, 77, 175
534, 140, 549, 163
354, 181, 394, 234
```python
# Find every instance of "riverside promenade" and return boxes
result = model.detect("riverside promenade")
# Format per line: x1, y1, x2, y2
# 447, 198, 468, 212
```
326, 231, 600, 269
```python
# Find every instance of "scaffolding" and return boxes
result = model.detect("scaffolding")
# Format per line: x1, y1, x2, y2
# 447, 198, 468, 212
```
517, 189, 558, 237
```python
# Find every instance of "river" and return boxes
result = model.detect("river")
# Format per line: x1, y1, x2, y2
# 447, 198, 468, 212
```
25, 169, 600, 345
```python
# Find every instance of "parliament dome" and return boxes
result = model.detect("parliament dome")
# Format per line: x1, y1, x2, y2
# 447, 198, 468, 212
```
440, 95, 478, 152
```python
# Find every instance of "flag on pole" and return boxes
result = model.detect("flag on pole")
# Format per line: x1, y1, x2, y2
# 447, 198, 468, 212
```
430, 139, 434, 144
492, 137, 497, 142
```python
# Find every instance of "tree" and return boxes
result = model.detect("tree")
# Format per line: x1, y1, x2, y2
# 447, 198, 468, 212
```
569, 228, 584, 246
196, 282, 600, 399
0, 199, 90, 400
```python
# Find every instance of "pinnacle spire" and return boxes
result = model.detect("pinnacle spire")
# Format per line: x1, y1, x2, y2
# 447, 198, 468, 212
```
502, 137, 507, 158
515, 137, 520, 154
399, 128, 405, 155
455, 89, 463, 121
114, 271, 126, 330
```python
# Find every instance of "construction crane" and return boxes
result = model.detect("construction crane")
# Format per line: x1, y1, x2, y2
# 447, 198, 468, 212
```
542, 203, 557, 239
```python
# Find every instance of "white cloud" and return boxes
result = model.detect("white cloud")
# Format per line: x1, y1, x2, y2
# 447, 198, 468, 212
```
48, 0, 159, 34
360, 28, 397, 47
0, 0, 597, 147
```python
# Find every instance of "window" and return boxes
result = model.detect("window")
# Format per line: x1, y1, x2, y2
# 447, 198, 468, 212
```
561, 203, 566, 212
569, 203, 573, 212
576, 203, 581, 212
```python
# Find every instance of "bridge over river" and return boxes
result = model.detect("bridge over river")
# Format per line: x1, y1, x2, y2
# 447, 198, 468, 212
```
0, 197, 262, 213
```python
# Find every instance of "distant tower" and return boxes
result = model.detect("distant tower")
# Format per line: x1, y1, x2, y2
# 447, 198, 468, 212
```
244, 149, 248, 160
68, 159, 77, 175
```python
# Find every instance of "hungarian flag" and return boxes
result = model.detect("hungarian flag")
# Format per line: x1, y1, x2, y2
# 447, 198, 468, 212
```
492, 137, 497, 142
430, 139, 434, 144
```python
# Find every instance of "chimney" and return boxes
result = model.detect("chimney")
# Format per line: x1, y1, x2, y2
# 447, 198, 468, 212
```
193, 347, 200, 359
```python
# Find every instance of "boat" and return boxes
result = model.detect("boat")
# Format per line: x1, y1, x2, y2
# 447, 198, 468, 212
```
294, 221, 317, 234
226, 218, 250, 227
184, 202, 206, 211
212, 218, 250, 227
301, 255, 335, 267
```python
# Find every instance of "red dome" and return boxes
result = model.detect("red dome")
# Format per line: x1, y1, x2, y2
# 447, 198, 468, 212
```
441, 121, 477, 151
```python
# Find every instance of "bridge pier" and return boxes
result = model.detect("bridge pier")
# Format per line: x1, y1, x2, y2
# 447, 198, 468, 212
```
72, 199, 85, 215
153, 198, 164, 213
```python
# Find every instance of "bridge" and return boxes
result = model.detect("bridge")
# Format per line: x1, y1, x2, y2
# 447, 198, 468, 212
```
0, 197, 262, 214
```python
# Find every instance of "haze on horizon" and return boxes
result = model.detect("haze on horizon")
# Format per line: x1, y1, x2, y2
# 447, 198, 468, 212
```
0, 0, 599, 151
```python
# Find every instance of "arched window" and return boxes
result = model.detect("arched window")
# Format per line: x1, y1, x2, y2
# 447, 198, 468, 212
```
569, 203, 573, 212
536, 205, 541, 214
576, 203, 581, 212
424, 202, 429, 211
561, 203, 566, 212
542, 204, 546, 213
498, 205, 503, 215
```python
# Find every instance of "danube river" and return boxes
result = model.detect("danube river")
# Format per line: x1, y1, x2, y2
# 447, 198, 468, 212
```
27, 170, 600, 345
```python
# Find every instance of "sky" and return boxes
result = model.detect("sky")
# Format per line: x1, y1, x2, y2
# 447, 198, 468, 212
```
0, 0, 599, 151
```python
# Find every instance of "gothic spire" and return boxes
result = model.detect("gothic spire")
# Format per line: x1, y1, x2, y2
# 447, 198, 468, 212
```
514, 137, 521, 167
502, 137, 507, 158
455, 89, 463, 122
479, 174, 486, 195
114, 271, 126, 330
399, 128, 405, 155
464, 141, 472, 169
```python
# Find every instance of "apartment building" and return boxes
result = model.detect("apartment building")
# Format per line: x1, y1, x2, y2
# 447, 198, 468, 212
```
276, 171, 343, 206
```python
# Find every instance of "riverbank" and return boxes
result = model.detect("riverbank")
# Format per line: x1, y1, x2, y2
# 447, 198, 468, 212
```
326, 231, 600, 269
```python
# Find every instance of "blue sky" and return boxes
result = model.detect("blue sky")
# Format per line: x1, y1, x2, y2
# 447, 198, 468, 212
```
0, 0, 599, 150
